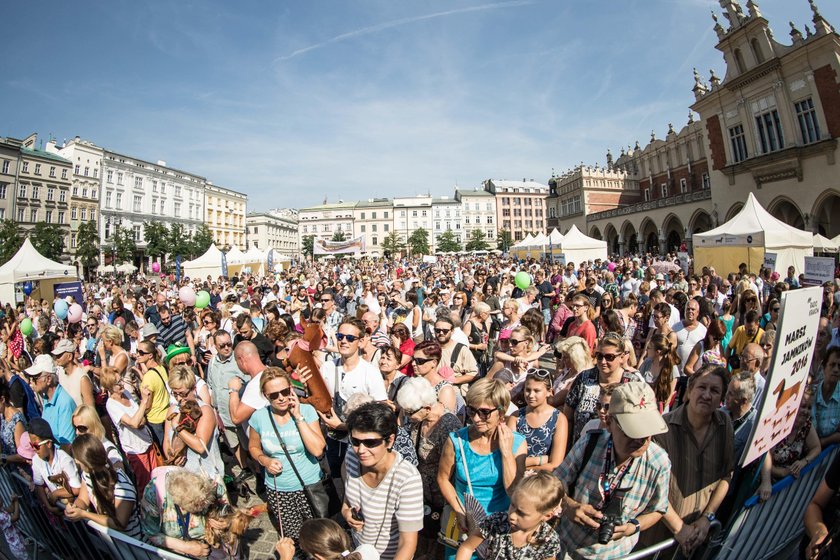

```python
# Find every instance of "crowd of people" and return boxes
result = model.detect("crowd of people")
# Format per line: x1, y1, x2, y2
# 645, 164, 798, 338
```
0, 252, 839, 560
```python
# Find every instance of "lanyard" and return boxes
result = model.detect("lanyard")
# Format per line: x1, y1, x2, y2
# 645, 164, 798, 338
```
174, 504, 191, 541
598, 438, 633, 507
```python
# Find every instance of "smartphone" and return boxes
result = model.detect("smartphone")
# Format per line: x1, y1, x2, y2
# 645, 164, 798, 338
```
351, 507, 364, 521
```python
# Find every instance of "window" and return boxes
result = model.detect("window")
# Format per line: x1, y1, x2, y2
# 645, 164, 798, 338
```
174, 202, 181, 216
160, 182, 166, 194
107, 170, 114, 183
702, 173, 710, 189
90, 209, 96, 221
75, 165, 80, 175
49, 166, 56, 178
71, 234, 76, 248
81, 187, 88, 198
755, 109, 784, 153
661, 183, 668, 198
795, 98, 821, 144
134, 177, 142, 189
133, 225, 141, 241
17, 208, 24, 222
81, 208, 87, 220
105, 191, 112, 207
47, 187, 55, 201
372, 212, 377, 219
302, 225, 308, 233
175, 186, 182, 197
117, 172, 123, 186
0, 184, 5, 199
644, 188, 651, 201
750, 39, 764, 64
680, 178, 688, 193
372, 225, 377, 232
18, 184, 25, 198
93, 169, 98, 178
372, 237, 378, 246
412, 210, 418, 217
729, 124, 749, 162
30, 209, 38, 222
115, 192, 122, 208
384, 224, 389, 232
360, 212, 366, 220
487, 216, 493, 224
384, 211, 389, 219
72, 207, 77, 220
159, 199, 165, 214
361, 225, 366, 233
32, 186, 39, 199
21, 162, 28, 173
1, 160, 8, 174
72, 186, 79, 196
57, 211, 64, 224
84, 166, 89, 176
34, 164, 41, 175
133, 195, 142, 212
421, 210, 427, 217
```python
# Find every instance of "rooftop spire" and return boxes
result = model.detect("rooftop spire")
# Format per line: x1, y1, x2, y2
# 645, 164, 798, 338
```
746, 0, 761, 18
809, 0, 834, 35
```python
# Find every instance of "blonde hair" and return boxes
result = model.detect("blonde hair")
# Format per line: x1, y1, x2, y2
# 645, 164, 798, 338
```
72, 405, 107, 440
99, 367, 122, 394
465, 378, 510, 411
166, 469, 218, 514
259, 366, 294, 395
168, 365, 197, 391
554, 336, 594, 373
512, 471, 565, 514
101, 326, 124, 345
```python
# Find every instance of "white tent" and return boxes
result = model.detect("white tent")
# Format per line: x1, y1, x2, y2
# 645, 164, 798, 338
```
513, 234, 535, 248
116, 263, 137, 273
244, 247, 266, 274
528, 233, 549, 247
813, 234, 838, 253
182, 244, 225, 279
693, 193, 813, 274
225, 246, 247, 265
0, 239, 79, 304
548, 228, 565, 246
554, 225, 608, 264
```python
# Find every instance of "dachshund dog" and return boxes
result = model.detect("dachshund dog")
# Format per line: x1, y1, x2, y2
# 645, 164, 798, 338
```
165, 400, 203, 465
284, 316, 333, 414
203, 502, 267, 554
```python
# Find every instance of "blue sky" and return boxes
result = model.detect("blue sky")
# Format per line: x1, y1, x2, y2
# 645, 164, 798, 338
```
2, 0, 837, 211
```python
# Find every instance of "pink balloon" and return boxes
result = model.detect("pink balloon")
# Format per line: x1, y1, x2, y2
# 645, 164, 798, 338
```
179, 286, 196, 306
151, 262, 161, 273
68, 303, 83, 324
607, 262, 616, 272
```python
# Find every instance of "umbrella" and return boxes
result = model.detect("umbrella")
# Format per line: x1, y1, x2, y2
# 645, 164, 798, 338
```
650, 260, 681, 274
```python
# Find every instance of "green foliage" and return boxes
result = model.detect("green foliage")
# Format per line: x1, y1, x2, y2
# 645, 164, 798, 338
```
168, 223, 191, 258
0, 220, 22, 265
407, 228, 430, 256
381, 231, 404, 257
437, 228, 461, 253
190, 223, 214, 258
302, 235, 315, 257
75, 221, 100, 270
143, 221, 170, 260
496, 229, 513, 251
111, 225, 137, 263
31, 222, 65, 262
331, 231, 347, 242
465, 228, 489, 252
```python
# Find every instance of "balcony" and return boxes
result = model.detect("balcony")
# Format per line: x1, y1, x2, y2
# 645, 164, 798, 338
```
587, 189, 711, 222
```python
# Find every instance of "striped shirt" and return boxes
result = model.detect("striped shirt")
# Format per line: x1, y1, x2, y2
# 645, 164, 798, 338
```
344, 450, 424, 559
155, 315, 189, 348
83, 469, 144, 541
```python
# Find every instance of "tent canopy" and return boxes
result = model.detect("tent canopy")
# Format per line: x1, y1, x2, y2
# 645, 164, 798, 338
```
513, 234, 535, 248
693, 193, 813, 274
244, 247, 265, 262
554, 225, 608, 263
0, 239, 79, 305
182, 244, 224, 279
813, 234, 838, 253
529, 233, 548, 247
225, 246, 247, 265
548, 229, 564, 245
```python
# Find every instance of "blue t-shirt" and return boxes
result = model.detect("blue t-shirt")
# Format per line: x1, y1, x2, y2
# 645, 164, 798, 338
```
42, 385, 77, 445
248, 404, 321, 491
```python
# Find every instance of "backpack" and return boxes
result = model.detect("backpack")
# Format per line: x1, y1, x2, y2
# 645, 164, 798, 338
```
449, 343, 466, 369
567, 430, 604, 498
10, 374, 41, 421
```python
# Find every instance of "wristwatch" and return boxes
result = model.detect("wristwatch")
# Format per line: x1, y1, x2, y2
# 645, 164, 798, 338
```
704, 511, 716, 523
628, 518, 640, 535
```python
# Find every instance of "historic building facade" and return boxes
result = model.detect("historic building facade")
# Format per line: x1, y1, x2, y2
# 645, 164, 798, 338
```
455, 187, 497, 247
431, 195, 462, 249
0, 138, 21, 223
246, 211, 299, 257
483, 179, 548, 243
393, 195, 434, 250
298, 200, 356, 249
353, 198, 392, 255
205, 182, 247, 250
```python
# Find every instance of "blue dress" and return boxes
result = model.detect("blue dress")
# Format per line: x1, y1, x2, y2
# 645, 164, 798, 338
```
515, 407, 559, 458
1, 412, 25, 455
445, 427, 526, 560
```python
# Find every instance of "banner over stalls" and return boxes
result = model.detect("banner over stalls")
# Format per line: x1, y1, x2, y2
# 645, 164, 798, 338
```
53, 281, 85, 312
740, 286, 823, 466
313, 236, 366, 256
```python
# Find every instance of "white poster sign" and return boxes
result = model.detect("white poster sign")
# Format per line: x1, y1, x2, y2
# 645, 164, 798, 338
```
740, 286, 823, 466
422, 255, 438, 264
803, 256, 834, 286
313, 235, 366, 256
554, 253, 566, 266
763, 252, 777, 273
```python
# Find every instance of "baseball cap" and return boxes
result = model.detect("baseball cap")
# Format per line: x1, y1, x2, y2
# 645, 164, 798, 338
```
51, 339, 76, 356
24, 355, 56, 377
609, 382, 668, 439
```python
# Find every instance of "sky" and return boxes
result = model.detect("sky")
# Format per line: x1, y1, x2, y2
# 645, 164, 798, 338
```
2, 0, 838, 212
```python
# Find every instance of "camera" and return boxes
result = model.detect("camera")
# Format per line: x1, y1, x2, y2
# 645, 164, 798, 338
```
597, 498, 623, 545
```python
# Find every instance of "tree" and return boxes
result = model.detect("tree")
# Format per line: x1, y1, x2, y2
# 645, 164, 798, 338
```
111, 225, 136, 263
143, 221, 170, 262
302, 235, 315, 258
75, 221, 100, 279
497, 229, 513, 252
0, 220, 22, 265
437, 229, 462, 253
331, 231, 347, 242
381, 231, 404, 257
191, 223, 214, 258
407, 228, 430, 255
168, 223, 191, 258
31, 222, 65, 262
465, 228, 489, 252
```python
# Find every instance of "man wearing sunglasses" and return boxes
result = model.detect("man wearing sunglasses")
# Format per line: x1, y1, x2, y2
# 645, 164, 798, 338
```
557, 382, 672, 559
208, 330, 250, 467
434, 317, 477, 393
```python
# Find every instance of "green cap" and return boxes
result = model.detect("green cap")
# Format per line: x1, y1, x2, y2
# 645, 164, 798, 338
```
164, 344, 192, 365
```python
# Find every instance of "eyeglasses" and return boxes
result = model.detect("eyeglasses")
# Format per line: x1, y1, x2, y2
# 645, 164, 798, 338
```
335, 333, 360, 343
434, 328, 451, 335
467, 406, 499, 420
137, 350, 152, 356
171, 389, 192, 399
509, 338, 527, 346
267, 387, 293, 401
595, 352, 622, 362
412, 357, 436, 366
320, 298, 332, 303
350, 436, 386, 449
74, 424, 89, 433
596, 402, 610, 412
86, 323, 97, 328
203, 320, 215, 325
217, 342, 233, 349
31, 440, 50, 450
571, 303, 586, 309
403, 407, 424, 416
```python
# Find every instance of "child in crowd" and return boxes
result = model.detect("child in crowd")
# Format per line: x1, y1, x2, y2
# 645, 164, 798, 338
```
274, 518, 380, 560
0, 494, 28, 559
456, 472, 565, 560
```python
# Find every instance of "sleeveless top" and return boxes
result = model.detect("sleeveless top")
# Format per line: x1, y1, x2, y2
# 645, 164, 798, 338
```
58, 365, 91, 406
1, 411, 24, 454
433, 380, 465, 419
515, 407, 559, 458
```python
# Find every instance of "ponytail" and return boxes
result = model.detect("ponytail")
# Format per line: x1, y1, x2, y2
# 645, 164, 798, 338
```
72, 434, 117, 518
650, 334, 678, 404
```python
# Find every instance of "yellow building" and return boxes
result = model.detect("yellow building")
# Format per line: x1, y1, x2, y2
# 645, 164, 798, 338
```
205, 182, 247, 250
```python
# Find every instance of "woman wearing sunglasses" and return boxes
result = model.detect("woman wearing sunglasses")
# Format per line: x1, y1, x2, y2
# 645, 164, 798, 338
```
563, 333, 645, 442
437, 378, 526, 560
411, 340, 464, 420
135, 340, 170, 446
71, 405, 125, 473
248, 367, 325, 543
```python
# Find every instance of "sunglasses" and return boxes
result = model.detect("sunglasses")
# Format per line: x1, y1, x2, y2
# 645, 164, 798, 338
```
509, 338, 527, 346
596, 402, 610, 412
413, 357, 436, 366
203, 320, 215, 325
771, 307, 780, 312
350, 436, 386, 449
74, 424, 89, 433
527, 368, 552, 380
403, 407, 425, 416
571, 303, 586, 309
218, 342, 233, 349
320, 298, 332, 303
335, 333, 360, 343
267, 387, 293, 401
31, 440, 50, 450
172, 390, 192, 399
137, 350, 152, 356
467, 406, 499, 420
595, 352, 622, 362
434, 328, 451, 335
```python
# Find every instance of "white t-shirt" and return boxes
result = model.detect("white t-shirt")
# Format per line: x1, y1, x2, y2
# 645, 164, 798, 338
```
32, 449, 82, 492
106, 393, 153, 454
648, 303, 681, 329
673, 322, 708, 369
322, 358, 388, 402
241, 371, 270, 412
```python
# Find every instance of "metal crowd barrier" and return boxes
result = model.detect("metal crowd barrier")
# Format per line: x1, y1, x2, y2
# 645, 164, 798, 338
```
708, 444, 839, 560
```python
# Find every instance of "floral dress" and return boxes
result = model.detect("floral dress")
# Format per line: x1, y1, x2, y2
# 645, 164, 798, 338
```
771, 418, 813, 471
0, 412, 24, 455
479, 511, 563, 560
515, 408, 559, 459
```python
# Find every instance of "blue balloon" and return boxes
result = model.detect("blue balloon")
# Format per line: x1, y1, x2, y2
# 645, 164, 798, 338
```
22, 282, 33, 296
53, 299, 69, 320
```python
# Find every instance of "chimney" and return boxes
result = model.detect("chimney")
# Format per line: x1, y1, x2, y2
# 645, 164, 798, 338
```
157, 160, 167, 167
